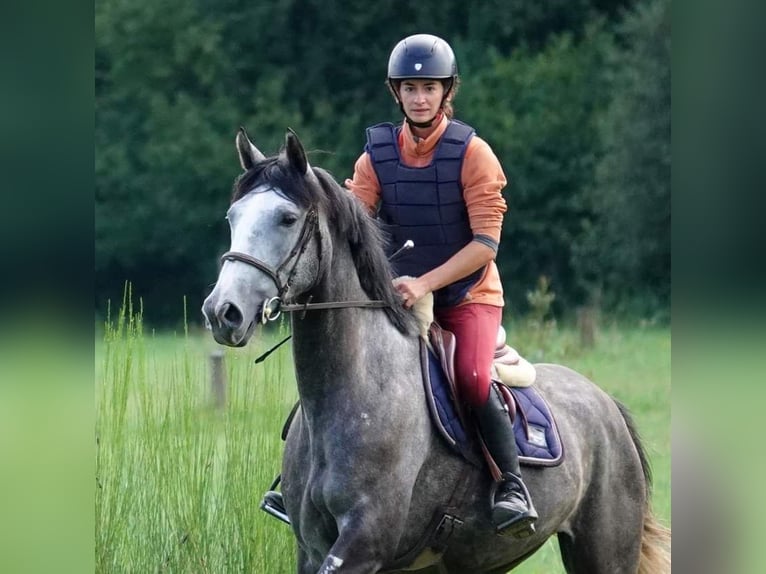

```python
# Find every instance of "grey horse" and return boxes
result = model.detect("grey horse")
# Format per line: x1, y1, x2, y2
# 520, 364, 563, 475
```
202, 129, 671, 573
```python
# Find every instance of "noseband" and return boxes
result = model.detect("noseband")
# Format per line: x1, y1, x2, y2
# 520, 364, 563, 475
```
221, 207, 320, 299
220, 207, 389, 323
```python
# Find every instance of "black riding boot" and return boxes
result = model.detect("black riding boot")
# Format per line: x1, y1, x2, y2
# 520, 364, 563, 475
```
475, 385, 538, 538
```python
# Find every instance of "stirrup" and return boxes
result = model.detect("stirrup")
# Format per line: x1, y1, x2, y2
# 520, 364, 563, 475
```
495, 511, 536, 539
259, 475, 291, 525
261, 491, 290, 525
490, 473, 538, 538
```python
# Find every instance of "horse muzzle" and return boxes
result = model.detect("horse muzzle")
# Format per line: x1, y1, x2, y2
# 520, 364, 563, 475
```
202, 297, 256, 347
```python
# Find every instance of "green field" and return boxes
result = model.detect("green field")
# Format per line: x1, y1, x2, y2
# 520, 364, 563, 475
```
95, 308, 670, 573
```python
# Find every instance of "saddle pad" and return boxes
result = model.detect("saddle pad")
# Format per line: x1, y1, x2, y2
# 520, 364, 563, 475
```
426, 347, 478, 465
425, 349, 563, 467
505, 386, 564, 466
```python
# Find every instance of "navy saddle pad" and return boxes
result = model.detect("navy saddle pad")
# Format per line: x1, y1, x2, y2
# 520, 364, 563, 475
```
425, 348, 563, 467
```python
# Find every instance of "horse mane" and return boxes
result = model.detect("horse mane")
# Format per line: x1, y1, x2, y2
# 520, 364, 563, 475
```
230, 155, 415, 335
312, 167, 416, 335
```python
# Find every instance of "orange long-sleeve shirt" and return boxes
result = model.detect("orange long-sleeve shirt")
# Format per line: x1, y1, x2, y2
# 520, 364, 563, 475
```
344, 116, 508, 307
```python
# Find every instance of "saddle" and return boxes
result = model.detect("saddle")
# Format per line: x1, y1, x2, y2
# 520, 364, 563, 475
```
398, 274, 536, 389
429, 322, 536, 393
424, 321, 563, 468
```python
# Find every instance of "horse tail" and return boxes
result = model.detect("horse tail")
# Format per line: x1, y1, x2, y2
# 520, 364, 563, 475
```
614, 399, 671, 574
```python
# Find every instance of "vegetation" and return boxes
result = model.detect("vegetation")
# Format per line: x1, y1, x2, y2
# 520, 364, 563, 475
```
96, 305, 670, 573
96, 2, 672, 563
96, 301, 298, 573
95, 0, 670, 324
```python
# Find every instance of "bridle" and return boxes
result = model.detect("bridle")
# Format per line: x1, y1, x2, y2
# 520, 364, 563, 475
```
220, 206, 390, 324
222, 208, 319, 300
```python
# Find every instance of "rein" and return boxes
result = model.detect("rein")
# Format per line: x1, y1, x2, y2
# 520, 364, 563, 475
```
280, 298, 391, 315
220, 206, 390, 324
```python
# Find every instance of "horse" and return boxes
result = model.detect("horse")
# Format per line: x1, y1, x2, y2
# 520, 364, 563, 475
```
202, 128, 671, 574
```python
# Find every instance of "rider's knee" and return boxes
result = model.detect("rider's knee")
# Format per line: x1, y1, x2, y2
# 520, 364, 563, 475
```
457, 369, 491, 408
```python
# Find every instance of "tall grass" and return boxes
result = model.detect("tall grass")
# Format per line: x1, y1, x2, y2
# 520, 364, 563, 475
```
96, 300, 298, 573
96, 305, 670, 573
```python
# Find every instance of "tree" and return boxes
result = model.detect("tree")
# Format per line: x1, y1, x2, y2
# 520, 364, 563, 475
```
577, 0, 671, 317
459, 25, 614, 315
96, 0, 244, 321
95, 0, 667, 324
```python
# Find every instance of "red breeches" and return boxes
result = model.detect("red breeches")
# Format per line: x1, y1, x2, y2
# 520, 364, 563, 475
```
434, 303, 502, 408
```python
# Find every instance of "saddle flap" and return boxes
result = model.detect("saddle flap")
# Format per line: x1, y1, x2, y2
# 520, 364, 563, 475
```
428, 323, 461, 411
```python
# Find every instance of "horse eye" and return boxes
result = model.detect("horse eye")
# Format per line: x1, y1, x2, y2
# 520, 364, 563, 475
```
280, 213, 299, 226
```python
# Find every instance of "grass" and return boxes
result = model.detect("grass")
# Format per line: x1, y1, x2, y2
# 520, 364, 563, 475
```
95, 307, 670, 573
502, 318, 671, 572
96, 302, 298, 573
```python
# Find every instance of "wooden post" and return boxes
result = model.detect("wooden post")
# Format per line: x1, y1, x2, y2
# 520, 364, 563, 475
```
577, 287, 602, 349
577, 306, 597, 349
210, 350, 226, 408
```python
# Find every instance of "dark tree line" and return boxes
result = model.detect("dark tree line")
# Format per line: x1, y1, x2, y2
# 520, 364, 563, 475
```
96, 0, 669, 325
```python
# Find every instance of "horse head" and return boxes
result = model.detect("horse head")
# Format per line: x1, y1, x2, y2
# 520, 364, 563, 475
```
202, 128, 324, 347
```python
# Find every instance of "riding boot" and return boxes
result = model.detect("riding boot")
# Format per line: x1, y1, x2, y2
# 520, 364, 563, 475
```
475, 385, 538, 538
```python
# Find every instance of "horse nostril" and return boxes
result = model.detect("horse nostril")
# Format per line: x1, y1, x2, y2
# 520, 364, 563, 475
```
219, 302, 244, 329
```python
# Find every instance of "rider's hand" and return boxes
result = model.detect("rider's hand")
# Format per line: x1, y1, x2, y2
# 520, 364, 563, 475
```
394, 277, 431, 309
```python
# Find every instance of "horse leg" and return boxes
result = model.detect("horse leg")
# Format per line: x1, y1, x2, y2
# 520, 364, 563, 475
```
556, 503, 644, 574
313, 522, 386, 573
297, 546, 317, 574
312, 502, 413, 574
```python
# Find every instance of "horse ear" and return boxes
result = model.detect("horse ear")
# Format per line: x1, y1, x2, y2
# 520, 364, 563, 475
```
285, 128, 309, 175
236, 127, 265, 171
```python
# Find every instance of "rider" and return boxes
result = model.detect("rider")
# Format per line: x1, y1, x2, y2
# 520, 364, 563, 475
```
345, 33, 537, 537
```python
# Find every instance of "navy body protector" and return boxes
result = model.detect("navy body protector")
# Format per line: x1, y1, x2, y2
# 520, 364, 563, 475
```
365, 119, 484, 308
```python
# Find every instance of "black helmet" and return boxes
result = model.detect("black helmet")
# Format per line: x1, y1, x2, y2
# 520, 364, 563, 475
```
387, 34, 457, 81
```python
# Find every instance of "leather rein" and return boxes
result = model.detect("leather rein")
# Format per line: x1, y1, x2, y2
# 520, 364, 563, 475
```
220, 206, 390, 324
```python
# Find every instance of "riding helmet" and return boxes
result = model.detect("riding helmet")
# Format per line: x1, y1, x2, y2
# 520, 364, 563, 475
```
387, 34, 458, 83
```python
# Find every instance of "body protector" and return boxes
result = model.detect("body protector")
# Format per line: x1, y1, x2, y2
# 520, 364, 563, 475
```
366, 119, 485, 307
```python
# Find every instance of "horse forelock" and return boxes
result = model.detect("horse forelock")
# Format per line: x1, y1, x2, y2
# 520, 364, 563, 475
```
231, 156, 315, 208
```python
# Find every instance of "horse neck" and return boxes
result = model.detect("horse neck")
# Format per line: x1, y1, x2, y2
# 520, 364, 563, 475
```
309, 242, 369, 308
290, 245, 416, 417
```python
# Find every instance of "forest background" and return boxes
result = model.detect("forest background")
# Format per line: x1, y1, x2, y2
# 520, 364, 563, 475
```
95, 0, 670, 326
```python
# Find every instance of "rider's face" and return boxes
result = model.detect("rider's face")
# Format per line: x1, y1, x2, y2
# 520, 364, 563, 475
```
397, 79, 445, 124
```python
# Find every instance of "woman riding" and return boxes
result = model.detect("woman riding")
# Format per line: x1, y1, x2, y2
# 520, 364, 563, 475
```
345, 33, 537, 537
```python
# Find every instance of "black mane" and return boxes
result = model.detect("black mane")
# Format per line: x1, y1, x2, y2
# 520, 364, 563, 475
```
232, 156, 313, 207
231, 155, 415, 335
